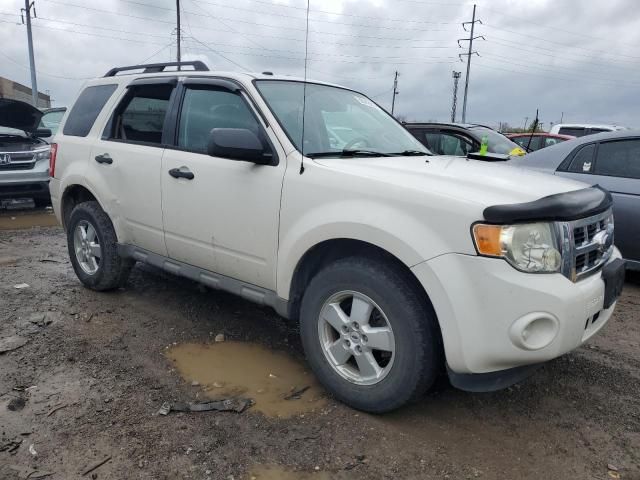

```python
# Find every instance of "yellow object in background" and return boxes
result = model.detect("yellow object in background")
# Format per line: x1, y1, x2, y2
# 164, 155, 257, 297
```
509, 147, 526, 156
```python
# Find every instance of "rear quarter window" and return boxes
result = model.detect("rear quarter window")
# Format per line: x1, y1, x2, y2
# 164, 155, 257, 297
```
63, 84, 118, 137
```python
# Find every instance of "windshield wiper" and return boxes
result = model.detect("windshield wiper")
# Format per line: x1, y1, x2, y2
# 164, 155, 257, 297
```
391, 150, 430, 156
307, 149, 392, 158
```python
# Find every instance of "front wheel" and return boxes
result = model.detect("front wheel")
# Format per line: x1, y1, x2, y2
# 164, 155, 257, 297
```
299, 256, 442, 413
67, 201, 133, 291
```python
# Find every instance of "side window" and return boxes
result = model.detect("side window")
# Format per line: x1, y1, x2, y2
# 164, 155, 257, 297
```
514, 136, 541, 151
63, 84, 117, 137
440, 131, 473, 156
177, 87, 262, 154
594, 140, 640, 179
566, 144, 596, 173
110, 84, 174, 145
544, 137, 564, 148
422, 131, 441, 153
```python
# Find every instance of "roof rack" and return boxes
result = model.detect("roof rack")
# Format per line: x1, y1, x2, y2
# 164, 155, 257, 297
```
104, 61, 209, 77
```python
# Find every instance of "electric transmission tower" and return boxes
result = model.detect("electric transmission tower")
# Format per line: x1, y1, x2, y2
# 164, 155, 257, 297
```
451, 71, 461, 122
458, 4, 484, 123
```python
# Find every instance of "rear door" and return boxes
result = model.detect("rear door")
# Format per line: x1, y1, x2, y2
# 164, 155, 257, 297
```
557, 140, 640, 262
590, 139, 640, 262
88, 78, 177, 255
160, 78, 286, 289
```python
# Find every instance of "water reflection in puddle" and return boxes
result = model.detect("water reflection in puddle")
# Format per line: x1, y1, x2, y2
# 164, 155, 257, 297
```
0, 211, 59, 230
167, 342, 327, 417
248, 465, 351, 480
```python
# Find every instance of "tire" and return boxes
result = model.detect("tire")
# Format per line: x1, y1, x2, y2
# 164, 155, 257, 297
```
299, 256, 442, 413
67, 201, 134, 291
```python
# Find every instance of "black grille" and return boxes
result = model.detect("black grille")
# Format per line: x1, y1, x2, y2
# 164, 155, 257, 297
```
0, 162, 35, 171
574, 227, 586, 245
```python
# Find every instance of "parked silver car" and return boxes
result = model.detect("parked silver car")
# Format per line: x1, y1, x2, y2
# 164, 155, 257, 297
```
0, 99, 52, 206
510, 130, 639, 270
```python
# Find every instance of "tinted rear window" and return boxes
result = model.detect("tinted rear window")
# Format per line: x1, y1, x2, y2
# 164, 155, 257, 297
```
63, 84, 118, 137
558, 127, 587, 137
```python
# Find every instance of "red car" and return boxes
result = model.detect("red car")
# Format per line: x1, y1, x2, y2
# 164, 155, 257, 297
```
507, 132, 574, 152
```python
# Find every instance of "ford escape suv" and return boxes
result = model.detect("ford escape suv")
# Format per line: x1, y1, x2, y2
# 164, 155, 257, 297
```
0, 99, 53, 206
50, 62, 625, 413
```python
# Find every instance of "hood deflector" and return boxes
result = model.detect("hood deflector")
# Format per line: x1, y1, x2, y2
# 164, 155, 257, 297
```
483, 185, 612, 223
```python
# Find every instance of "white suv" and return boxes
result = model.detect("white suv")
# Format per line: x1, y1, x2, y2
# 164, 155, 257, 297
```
50, 62, 625, 412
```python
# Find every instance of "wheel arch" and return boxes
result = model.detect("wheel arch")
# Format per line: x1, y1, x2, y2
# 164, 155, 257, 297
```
60, 183, 101, 230
284, 238, 440, 331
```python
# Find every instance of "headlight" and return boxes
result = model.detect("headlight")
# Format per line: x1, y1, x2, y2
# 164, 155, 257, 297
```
33, 147, 51, 162
472, 222, 562, 273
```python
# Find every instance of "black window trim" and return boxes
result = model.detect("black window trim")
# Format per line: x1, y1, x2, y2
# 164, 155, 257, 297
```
101, 80, 178, 148
164, 78, 279, 166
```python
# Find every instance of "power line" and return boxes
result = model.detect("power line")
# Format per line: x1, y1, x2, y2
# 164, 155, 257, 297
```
484, 7, 640, 50
481, 23, 640, 61
188, 0, 457, 26
0, 47, 92, 80
187, 35, 249, 70
477, 56, 640, 88
475, 60, 640, 89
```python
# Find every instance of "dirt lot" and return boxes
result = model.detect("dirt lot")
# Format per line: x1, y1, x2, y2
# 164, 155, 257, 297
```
1, 209, 639, 480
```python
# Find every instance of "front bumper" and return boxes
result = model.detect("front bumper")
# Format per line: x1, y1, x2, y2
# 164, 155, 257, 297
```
411, 249, 622, 375
0, 160, 50, 199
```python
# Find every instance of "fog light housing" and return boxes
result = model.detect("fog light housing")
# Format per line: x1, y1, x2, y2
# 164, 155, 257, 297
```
509, 313, 559, 351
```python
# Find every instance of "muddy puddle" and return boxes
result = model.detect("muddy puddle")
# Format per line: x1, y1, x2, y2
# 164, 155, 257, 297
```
248, 465, 352, 480
167, 342, 327, 417
0, 210, 59, 230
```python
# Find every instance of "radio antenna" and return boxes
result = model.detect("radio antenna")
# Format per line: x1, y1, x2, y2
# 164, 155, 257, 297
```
299, 0, 310, 174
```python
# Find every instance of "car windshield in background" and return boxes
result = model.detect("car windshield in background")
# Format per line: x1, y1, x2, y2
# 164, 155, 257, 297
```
471, 126, 522, 155
255, 80, 428, 157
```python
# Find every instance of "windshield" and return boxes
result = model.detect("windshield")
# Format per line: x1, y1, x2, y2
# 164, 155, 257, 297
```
470, 126, 522, 155
39, 110, 65, 135
255, 80, 428, 157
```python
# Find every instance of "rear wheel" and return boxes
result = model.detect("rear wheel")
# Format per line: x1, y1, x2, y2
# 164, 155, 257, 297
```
67, 201, 133, 291
299, 256, 442, 413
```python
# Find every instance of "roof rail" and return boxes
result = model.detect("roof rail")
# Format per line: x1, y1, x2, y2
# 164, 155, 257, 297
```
104, 61, 209, 77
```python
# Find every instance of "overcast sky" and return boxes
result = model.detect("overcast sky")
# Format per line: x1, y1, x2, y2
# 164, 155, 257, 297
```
1, 0, 639, 129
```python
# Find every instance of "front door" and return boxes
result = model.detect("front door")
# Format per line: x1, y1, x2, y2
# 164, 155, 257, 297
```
161, 81, 286, 290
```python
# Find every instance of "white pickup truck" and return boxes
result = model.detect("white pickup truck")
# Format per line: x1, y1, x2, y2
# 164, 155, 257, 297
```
49, 62, 625, 413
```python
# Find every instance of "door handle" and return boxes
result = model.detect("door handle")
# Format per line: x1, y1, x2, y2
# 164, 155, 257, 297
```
168, 167, 194, 180
95, 153, 113, 165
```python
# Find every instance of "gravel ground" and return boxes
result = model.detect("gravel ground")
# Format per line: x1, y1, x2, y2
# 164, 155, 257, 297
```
1, 215, 639, 480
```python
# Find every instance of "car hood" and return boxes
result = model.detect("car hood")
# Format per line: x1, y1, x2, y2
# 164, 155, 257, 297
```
313, 155, 590, 209
0, 99, 43, 133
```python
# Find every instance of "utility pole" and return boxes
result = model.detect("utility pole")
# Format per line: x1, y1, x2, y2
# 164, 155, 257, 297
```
523, 117, 528, 130
458, 4, 483, 123
451, 71, 461, 122
560, 111, 564, 123
391, 71, 399, 116
176, 0, 181, 67
21, 1, 38, 107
